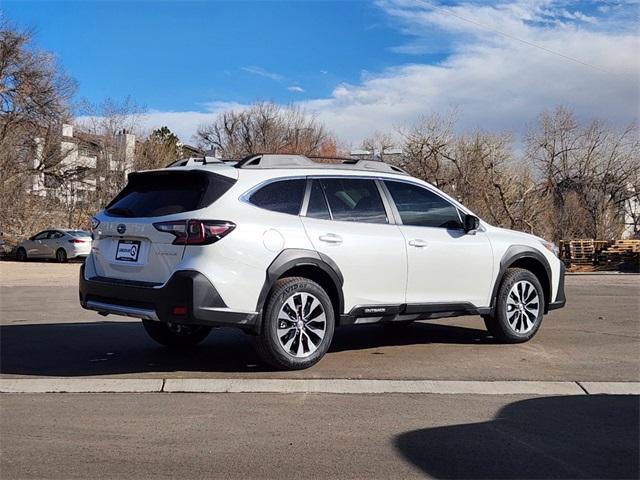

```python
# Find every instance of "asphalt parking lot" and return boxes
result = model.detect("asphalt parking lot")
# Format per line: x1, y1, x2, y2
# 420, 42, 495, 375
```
1, 262, 638, 381
1, 261, 638, 479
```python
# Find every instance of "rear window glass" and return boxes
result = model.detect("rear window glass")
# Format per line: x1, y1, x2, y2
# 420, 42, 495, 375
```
68, 230, 90, 237
249, 179, 306, 215
105, 171, 236, 218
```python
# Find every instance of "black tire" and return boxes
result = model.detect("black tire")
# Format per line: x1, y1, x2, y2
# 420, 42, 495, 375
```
55, 248, 68, 263
484, 268, 545, 343
142, 320, 212, 347
16, 247, 27, 261
253, 277, 335, 370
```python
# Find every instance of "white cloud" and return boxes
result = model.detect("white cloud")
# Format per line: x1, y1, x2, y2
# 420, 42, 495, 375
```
124, 1, 640, 145
240, 66, 283, 81
288, 86, 305, 93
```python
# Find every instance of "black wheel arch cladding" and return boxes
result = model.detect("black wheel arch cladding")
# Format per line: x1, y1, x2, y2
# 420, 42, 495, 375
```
492, 245, 553, 312
256, 249, 344, 316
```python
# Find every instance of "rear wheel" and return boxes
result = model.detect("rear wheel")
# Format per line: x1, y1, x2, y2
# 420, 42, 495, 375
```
142, 320, 212, 347
254, 277, 335, 370
484, 268, 544, 343
56, 248, 68, 263
16, 248, 27, 261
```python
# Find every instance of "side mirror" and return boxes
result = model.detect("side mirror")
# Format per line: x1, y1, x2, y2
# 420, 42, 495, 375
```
464, 215, 480, 233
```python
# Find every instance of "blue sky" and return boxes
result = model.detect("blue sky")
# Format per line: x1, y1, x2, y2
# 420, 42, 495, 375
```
2, 1, 639, 143
4, 1, 437, 110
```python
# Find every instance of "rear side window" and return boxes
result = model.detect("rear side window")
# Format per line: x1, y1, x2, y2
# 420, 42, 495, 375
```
249, 179, 306, 215
306, 180, 331, 220
105, 171, 236, 218
384, 180, 463, 229
320, 178, 388, 224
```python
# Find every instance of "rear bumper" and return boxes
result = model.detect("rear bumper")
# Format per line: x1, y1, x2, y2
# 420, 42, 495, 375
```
548, 262, 566, 311
79, 264, 259, 332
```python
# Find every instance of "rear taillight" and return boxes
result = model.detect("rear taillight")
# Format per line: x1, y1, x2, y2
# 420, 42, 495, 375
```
68, 239, 88, 244
153, 220, 235, 245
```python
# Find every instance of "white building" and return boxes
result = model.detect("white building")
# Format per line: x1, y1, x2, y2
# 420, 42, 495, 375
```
31, 124, 136, 204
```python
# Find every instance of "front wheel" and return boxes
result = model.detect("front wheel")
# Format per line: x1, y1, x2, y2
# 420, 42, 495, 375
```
484, 268, 544, 343
253, 277, 335, 370
16, 248, 27, 261
142, 320, 212, 347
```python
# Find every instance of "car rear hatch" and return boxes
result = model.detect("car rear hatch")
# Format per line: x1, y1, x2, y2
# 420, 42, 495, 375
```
91, 169, 236, 284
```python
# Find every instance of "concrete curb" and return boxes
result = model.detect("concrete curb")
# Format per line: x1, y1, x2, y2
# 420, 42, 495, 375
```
580, 382, 640, 395
1, 378, 639, 395
163, 379, 586, 395
0, 378, 163, 393
566, 272, 639, 276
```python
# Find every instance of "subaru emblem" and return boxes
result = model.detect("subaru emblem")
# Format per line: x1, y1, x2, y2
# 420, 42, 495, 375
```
117, 224, 126, 235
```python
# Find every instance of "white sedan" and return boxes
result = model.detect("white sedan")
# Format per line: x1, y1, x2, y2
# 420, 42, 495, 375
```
16, 229, 92, 262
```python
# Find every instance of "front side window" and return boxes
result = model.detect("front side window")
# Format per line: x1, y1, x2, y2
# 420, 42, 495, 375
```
249, 179, 306, 215
320, 178, 388, 224
384, 181, 463, 229
33, 231, 49, 240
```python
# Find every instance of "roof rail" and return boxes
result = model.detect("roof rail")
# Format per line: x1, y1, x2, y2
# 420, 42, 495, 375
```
341, 159, 408, 175
234, 153, 408, 175
166, 156, 227, 168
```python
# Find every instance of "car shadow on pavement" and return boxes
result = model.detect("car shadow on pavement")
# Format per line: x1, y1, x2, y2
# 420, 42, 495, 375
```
0, 320, 490, 376
395, 394, 640, 479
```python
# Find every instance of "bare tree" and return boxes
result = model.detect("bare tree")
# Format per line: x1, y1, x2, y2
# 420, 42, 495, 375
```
75, 96, 144, 206
0, 22, 76, 242
196, 101, 333, 158
526, 107, 640, 240
359, 131, 396, 160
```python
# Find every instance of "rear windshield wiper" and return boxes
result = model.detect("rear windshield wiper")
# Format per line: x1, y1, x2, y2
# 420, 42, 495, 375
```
106, 207, 136, 217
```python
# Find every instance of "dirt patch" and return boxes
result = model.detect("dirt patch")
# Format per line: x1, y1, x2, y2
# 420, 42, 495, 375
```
0, 261, 81, 287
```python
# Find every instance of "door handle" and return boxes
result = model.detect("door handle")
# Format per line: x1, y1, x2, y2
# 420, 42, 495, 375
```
408, 239, 428, 248
319, 233, 343, 244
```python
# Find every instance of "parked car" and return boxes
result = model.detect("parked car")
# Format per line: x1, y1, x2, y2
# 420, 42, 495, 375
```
17, 229, 92, 262
79, 154, 566, 370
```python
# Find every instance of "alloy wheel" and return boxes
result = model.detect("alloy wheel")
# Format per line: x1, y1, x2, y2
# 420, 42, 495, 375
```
277, 292, 326, 358
506, 280, 540, 334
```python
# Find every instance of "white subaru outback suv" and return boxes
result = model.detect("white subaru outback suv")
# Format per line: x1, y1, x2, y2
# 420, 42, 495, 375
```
80, 154, 566, 370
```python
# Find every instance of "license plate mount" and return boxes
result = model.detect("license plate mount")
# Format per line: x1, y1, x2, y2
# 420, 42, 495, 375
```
116, 239, 141, 262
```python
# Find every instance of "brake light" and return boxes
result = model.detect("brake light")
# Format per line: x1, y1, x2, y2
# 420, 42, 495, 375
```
68, 239, 88, 244
153, 220, 235, 245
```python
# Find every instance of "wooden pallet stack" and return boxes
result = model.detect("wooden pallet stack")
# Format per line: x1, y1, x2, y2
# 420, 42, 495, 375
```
599, 240, 640, 270
559, 238, 639, 271
567, 239, 596, 265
